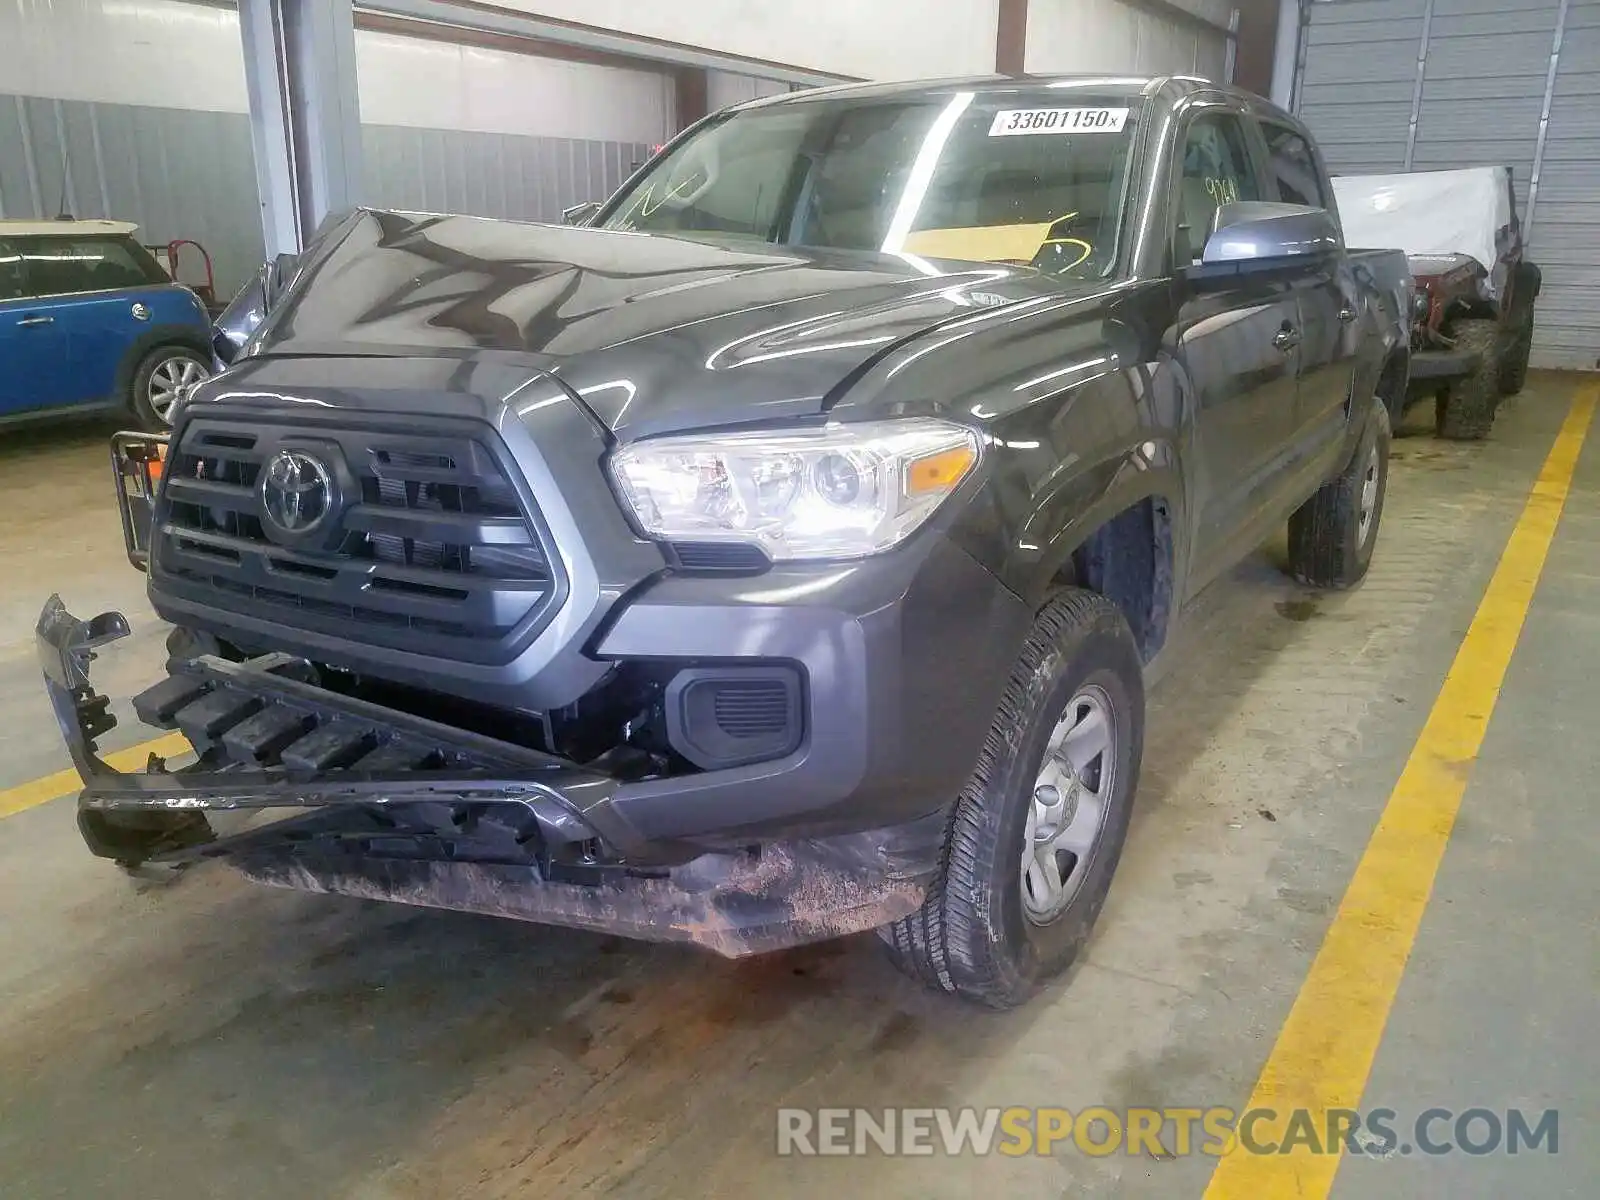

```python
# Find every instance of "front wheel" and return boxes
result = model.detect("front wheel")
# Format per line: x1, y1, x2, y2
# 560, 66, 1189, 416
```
1434, 318, 1500, 440
129, 345, 211, 430
880, 590, 1144, 1009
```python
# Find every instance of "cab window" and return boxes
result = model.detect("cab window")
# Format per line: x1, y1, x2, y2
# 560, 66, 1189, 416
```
1176, 112, 1264, 265
13, 235, 167, 297
1261, 122, 1327, 209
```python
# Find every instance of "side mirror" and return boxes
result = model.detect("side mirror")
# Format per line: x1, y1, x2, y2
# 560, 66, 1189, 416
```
1193, 202, 1341, 278
562, 201, 603, 226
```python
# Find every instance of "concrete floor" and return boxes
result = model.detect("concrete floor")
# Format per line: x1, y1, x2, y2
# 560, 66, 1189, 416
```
0, 377, 1592, 1198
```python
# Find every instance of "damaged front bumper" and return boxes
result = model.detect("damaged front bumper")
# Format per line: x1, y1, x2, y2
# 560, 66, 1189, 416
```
36, 596, 934, 956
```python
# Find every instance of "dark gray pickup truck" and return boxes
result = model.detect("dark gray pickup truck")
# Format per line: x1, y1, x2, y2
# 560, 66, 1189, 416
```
42, 76, 1409, 1008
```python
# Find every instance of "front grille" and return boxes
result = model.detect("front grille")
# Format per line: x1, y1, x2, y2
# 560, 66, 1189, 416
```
152, 414, 564, 665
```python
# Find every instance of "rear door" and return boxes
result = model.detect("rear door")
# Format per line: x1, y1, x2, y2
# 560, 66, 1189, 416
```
1257, 119, 1360, 468
1170, 105, 1302, 591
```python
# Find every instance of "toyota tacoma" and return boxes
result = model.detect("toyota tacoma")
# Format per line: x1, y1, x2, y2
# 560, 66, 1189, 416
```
41, 76, 1408, 1008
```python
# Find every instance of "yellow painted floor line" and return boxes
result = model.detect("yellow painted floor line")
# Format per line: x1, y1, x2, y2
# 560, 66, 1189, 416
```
0, 732, 191, 821
1204, 384, 1598, 1199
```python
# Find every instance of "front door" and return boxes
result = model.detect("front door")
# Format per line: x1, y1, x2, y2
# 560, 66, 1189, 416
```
1170, 108, 1301, 596
0, 237, 74, 417
12, 234, 164, 409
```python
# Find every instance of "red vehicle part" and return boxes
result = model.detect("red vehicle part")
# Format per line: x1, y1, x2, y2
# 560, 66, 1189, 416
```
167, 239, 217, 308
145, 239, 219, 311
1408, 254, 1485, 350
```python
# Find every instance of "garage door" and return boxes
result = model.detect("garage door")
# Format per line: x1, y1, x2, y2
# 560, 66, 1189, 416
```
1295, 0, 1600, 370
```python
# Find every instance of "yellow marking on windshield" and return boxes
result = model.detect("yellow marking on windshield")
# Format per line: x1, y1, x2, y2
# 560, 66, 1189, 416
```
901, 212, 1084, 266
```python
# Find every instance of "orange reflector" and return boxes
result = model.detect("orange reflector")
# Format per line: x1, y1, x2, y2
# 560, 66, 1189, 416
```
907, 444, 975, 495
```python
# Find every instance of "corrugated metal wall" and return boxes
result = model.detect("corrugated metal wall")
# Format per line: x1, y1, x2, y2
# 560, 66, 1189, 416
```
1027, 0, 1232, 80
362, 126, 655, 224
1533, 2, 1600, 370
1297, 0, 1598, 371
706, 71, 793, 111
1297, 0, 1436, 173
0, 89, 660, 296
0, 93, 265, 299
0, 0, 675, 297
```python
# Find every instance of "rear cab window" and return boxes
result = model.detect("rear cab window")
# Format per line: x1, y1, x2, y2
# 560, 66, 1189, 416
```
12, 235, 169, 298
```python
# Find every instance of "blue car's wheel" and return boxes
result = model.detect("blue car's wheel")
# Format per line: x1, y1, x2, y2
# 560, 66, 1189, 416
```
130, 345, 210, 429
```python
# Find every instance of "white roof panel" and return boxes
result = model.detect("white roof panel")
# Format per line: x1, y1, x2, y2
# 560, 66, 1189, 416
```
0, 219, 140, 238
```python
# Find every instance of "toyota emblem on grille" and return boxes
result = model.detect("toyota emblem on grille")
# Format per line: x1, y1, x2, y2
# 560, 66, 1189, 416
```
261, 449, 334, 535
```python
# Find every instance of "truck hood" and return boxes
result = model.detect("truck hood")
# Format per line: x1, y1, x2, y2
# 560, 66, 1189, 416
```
253, 209, 1080, 439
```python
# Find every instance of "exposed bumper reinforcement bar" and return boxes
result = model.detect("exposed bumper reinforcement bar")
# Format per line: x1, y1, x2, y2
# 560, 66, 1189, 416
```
36, 595, 931, 956
1408, 347, 1484, 382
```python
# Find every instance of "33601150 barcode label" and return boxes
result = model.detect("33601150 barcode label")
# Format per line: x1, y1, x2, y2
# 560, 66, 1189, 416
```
987, 108, 1130, 136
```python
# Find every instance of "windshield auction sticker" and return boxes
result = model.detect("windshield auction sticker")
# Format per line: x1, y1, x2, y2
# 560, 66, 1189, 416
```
988, 108, 1130, 135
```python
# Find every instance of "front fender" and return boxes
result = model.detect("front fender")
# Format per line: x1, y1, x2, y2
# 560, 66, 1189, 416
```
1004, 440, 1184, 609
962, 351, 1191, 610
111, 323, 214, 404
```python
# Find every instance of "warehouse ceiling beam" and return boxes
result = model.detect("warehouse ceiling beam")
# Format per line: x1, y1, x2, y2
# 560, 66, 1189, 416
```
239, 0, 365, 259
354, 0, 855, 87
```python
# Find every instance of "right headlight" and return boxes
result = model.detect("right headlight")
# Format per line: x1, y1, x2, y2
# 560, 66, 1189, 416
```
608, 418, 981, 562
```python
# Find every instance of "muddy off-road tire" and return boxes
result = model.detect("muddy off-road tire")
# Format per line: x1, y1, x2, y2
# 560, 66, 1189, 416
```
1288, 397, 1391, 590
1435, 318, 1501, 440
1499, 269, 1539, 396
1500, 324, 1533, 398
880, 590, 1144, 1009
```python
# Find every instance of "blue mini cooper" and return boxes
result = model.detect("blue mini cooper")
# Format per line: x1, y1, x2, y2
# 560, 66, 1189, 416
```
0, 219, 214, 429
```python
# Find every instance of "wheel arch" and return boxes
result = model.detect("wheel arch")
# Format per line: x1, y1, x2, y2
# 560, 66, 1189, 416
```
1005, 447, 1181, 667
112, 325, 213, 409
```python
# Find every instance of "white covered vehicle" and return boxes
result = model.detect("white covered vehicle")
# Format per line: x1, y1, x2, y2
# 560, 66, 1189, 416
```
1332, 166, 1540, 439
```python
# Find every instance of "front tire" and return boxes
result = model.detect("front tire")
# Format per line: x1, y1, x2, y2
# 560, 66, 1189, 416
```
128, 345, 211, 430
1287, 396, 1391, 589
1434, 318, 1500, 440
880, 590, 1144, 1009
1500, 264, 1539, 396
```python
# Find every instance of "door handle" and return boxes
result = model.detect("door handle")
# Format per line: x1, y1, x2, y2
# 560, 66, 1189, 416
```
1338, 307, 1357, 323
1273, 327, 1301, 352
16, 315, 54, 327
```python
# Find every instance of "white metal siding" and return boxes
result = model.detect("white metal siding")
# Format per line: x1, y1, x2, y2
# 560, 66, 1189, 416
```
0, 0, 674, 291
707, 71, 791, 114
1297, 0, 1597, 370
491, 0, 1003, 79
1533, 2, 1600, 368
1027, 0, 1231, 79
354, 32, 673, 144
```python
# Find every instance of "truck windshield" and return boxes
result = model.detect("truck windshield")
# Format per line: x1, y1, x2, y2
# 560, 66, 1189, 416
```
599, 90, 1143, 278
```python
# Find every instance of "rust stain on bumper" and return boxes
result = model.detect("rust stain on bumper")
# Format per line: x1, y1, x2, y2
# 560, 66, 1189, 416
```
238, 843, 926, 958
